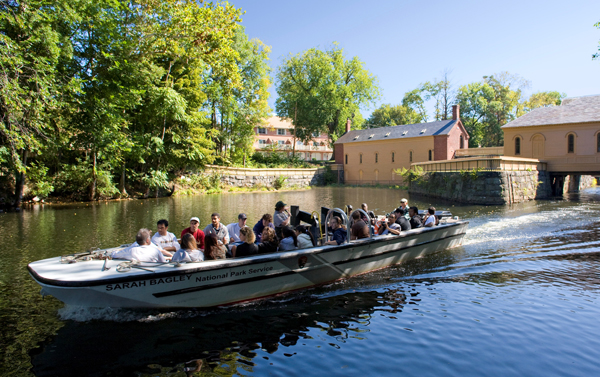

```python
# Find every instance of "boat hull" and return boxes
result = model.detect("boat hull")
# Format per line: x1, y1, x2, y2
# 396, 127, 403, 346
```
28, 221, 468, 308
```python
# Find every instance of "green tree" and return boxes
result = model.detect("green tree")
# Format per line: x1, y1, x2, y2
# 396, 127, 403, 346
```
366, 103, 424, 128
421, 69, 455, 121
522, 91, 565, 113
275, 44, 380, 144
593, 21, 600, 60
0, 0, 75, 207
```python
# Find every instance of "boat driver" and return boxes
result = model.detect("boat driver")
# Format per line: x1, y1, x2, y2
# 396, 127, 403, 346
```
112, 228, 167, 263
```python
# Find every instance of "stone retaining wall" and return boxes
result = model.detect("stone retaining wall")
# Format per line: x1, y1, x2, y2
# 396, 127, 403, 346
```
205, 166, 325, 188
408, 171, 553, 205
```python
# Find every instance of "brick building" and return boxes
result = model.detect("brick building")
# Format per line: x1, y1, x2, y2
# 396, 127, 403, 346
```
334, 105, 469, 184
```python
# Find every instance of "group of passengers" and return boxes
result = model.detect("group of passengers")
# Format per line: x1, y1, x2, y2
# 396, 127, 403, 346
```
111, 200, 317, 263
111, 198, 440, 263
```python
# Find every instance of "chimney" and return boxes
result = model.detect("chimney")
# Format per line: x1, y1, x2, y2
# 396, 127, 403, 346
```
452, 105, 460, 121
345, 118, 352, 133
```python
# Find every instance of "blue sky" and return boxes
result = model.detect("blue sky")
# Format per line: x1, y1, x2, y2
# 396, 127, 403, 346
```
234, 0, 600, 119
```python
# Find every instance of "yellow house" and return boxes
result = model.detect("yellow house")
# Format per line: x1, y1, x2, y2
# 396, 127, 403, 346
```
334, 105, 470, 184
502, 95, 600, 174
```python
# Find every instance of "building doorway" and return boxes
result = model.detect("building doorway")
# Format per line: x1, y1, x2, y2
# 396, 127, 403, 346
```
532, 135, 544, 158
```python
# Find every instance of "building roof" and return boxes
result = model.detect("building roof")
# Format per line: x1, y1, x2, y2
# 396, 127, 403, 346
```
502, 94, 600, 128
334, 119, 458, 145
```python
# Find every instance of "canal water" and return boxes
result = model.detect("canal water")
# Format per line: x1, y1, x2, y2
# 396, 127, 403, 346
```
1, 186, 600, 376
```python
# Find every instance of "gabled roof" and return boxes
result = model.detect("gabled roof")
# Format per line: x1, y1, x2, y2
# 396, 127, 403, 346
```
334, 119, 458, 145
502, 94, 600, 128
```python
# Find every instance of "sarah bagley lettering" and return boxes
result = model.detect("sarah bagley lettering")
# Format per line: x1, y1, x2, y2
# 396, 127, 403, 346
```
106, 274, 192, 291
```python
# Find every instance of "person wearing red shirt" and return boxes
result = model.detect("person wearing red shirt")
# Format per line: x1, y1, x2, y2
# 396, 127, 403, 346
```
181, 217, 205, 249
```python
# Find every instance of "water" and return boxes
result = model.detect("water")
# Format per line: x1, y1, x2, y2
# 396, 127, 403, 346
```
1, 187, 600, 376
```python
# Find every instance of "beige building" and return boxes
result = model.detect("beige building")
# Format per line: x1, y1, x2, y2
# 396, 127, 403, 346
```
334, 105, 469, 184
502, 95, 600, 174
253, 116, 333, 161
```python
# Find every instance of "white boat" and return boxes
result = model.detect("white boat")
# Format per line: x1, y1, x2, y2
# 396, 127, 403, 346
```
28, 208, 468, 308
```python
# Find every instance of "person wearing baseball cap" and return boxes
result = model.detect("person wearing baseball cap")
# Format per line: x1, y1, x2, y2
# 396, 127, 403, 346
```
227, 213, 248, 244
399, 198, 410, 220
181, 217, 205, 249
273, 200, 290, 239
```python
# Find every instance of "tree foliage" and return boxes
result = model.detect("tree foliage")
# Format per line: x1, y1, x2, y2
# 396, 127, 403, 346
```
366, 103, 425, 128
275, 44, 379, 144
0, 0, 272, 204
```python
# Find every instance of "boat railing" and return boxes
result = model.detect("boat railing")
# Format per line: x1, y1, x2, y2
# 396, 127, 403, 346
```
324, 208, 350, 244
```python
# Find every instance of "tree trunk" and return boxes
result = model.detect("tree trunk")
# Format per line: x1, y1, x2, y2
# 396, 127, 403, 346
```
119, 161, 127, 197
14, 150, 28, 209
89, 150, 97, 201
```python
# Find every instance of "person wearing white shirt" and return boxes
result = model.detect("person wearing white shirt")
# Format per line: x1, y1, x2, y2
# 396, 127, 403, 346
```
423, 207, 438, 227
151, 219, 179, 258
171, 233, 204, 263
226, 213, 248, 243
112, 228, 167, 263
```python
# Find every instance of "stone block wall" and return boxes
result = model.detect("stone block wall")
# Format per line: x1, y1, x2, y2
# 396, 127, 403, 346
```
205, 166, 325, 188
408, 170, 553, 205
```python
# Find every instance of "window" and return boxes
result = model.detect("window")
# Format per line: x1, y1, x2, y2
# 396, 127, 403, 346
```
312, 131, 320, 137
277, 128, 286, 135
278, 140, 285, 145
345, 154, 348, 164
392, 152, 395, 163
258, 139, 266, 145
360, 154, 363, 164
567, 134, 574, 153
297, 141, 303, 146
409, 151, 413, 162
258, 127, 266, 134
375, 153, 378, 163
515, 137, 521, 155
460, 135, 464, 149
597, 133, 600, 153
428, 150, 433, 161
313, 141, 319, 147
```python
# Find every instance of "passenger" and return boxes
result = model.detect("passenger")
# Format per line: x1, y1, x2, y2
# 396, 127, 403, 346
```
295, 225, 316, 249
409, 206, 422, 229
423, 206, 438, 227
204, 234, 227, 260
203, 212, 230, 245
393, 208, 412, 231
151, 219, 179, 258
361, 203, 376, 225
400, 198, 410, 219
325, 216, 347, 245
231, 226, 259, 257
377, 213, 401, 236
253, 214, 274, 243
112, 228, 167, 263
258, 227, 279, 254
227, 213, 247, 243
171, 233, 204, 263
350, 211, 370, 240
279, 226, 298, 251
274, 200, 290, 239
181, 217, 205, 250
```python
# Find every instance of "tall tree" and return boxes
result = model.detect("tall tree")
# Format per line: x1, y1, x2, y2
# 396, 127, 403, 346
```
275, 44, 380, 144
594, 20, 600, 60
366, 103, 425, 128
421, 69, 455, 121
0, 0, 74, 207
522, 91, 565, 113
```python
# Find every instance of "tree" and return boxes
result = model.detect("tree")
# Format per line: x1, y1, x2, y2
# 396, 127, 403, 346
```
594, 21, 600, 60
421, 69, 455, 121
0, 0, 75, 207
522, 91, 565, 113
275, 44, 380, 144
366, 103, 425, 128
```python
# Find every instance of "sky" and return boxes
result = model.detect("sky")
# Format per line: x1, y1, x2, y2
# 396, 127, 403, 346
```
233, 0, 600, 119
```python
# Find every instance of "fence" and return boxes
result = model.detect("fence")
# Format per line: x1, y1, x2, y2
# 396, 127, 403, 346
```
454, 147, 504, 158
412, 156, 547, 172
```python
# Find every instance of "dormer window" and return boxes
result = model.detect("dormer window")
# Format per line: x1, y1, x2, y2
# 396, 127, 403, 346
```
368, 134, 375, 139
385, 132, 391, 137
402, 131, 408, 136
420, 129, 426, 134
354, 135, 360, 140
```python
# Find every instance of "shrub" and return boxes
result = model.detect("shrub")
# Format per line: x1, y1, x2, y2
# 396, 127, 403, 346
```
26, 163, 54, 198
273, 175, 287, 190
396, 166, 424, 184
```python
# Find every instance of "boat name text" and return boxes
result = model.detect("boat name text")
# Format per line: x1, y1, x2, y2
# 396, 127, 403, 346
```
105, 274, 192, 291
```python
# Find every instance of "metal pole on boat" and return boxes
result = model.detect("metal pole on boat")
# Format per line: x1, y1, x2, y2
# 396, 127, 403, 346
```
353, 208, 374, 238
324, 208, 350, 244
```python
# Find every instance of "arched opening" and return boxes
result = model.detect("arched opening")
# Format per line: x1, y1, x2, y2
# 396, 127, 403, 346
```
374, 169, 379, 182
428, 150, 433, 161
597, 133, 600, 153
460, 135, 464, 149
345, 154, 348, 164
359, 170, 363, 181
515, 137, 521, 155
391, 152, 395, 163
359, 153, 363, 164
567, 134, 575, 153
409, 150, 413, 163
375, 153, 378, 163
532, 134, 544, 158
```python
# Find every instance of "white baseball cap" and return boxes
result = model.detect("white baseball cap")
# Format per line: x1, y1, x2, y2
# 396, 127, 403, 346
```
400, 198, 408, 203
190, 217, 200, 223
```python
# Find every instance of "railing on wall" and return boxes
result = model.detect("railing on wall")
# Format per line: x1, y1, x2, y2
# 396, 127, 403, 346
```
205, 165, 325, 176
454, 147, 504, 158
412, 156, 547, 172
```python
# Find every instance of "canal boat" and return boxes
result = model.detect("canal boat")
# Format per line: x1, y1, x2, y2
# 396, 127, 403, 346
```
27, 208, 468, 308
